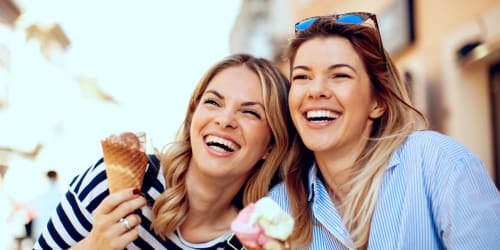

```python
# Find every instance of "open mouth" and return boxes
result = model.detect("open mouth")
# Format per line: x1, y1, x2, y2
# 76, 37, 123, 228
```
205, 135, 239, 153
306, 110, 340, 122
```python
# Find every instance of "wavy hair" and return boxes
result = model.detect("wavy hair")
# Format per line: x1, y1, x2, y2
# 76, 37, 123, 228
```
150, 53, 293, 238
284, 18, 428, 248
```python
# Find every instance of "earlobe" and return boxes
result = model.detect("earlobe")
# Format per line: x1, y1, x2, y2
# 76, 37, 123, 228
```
369, 100, 386, 119
262, 153, 269, 160
261, 146, 272, 160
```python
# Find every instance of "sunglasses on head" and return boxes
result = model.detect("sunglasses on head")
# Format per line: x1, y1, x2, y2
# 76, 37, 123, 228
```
295, 12, 386, 62
294, 12, 380, 33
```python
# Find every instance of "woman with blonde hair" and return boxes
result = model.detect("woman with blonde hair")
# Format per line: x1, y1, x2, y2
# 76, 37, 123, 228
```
34, 53, 293, 249
268, 12, 500, 249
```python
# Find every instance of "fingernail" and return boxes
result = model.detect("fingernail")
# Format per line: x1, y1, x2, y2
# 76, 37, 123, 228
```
133, 188, 140, 195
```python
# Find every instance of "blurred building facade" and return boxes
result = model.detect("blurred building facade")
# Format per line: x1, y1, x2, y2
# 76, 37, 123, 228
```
0, 1, 127, 248
0, 0, 73, 169
0, 0, 125, 175
231, 0, 500, 187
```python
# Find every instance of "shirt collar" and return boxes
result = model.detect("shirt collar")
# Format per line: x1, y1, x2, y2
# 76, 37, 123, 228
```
387, 147, 401, 170
141, 159, 166, 207
307, 163, 318, 201
306, 162, 355, 248
307, 150, 400, 202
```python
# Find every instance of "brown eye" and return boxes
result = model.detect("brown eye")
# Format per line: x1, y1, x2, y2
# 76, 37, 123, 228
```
332, 73, 350, 79
203, 98, 219, 106
292, 74, 309, 81
243, 110, 261, 119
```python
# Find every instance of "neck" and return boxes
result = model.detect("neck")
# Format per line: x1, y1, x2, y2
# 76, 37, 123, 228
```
314, 135, 369, 201
321, 164, 350, 205
179, 169, 241, 242
314, 124, 374, 216
314, 147, 358, 192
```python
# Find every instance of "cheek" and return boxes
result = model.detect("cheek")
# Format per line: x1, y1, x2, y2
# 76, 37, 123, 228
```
190, 109, 203, 134
288, 86, 302, 111
256, 135, 272, 159
288, 87, 307, 127
248, 125, 272, 151
340, 86, 372, 108
255, 126, 272, 144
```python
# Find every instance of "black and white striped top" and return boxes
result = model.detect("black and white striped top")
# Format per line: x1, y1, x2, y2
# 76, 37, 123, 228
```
33, 156, 244, 250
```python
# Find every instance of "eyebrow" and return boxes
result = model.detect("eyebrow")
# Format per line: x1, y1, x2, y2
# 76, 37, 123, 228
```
292, 63, 357, 74
205, 89, 265, 110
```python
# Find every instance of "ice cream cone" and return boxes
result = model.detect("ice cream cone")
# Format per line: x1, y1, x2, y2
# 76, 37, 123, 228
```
101, 132, 148, 193
242, 246, 260, 250
263, 238, 291, 250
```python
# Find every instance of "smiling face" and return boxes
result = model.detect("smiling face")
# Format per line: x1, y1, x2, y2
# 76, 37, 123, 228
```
289, 36, 385, 160
189, 65, 272, 181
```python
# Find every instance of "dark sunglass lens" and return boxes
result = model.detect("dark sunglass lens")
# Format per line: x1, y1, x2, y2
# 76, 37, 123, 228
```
295, 17, 319, 31
337, 14, 364, 24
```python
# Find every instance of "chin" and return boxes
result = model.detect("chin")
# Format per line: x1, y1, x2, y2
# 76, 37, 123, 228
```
303, 140, 332, 152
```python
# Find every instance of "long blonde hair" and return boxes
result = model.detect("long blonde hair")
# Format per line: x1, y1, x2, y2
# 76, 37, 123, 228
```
284, 18, 428, 248
151, 53, 293, 238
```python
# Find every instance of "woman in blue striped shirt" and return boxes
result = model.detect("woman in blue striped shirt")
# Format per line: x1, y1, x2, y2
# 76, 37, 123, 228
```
34, 53, 293, 249
269, 13, 500, 249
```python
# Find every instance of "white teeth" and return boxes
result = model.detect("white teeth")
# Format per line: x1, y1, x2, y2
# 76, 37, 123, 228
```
205, 135, 238, 152
306, 110, 339, 120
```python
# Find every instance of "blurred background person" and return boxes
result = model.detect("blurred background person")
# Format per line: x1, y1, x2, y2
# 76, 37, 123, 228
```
30, 170, 63, 242
0, 171, 17, 250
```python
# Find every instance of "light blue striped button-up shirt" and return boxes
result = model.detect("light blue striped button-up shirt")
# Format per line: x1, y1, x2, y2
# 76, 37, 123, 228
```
269, 131, 500, 249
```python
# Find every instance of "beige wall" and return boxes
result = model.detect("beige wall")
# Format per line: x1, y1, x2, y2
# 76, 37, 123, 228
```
290, 0, 500, 178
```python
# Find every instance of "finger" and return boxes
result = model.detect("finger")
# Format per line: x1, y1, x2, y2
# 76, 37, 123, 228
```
97, 188, 141, 215
109, 195, 147, 222
84, 217, 138, 250
111, 228, 140, 249
116, 214, 142, 234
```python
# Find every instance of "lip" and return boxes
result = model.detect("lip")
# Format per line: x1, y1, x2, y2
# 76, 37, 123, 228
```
202, 132, 241, 156
301, 106, 341, 128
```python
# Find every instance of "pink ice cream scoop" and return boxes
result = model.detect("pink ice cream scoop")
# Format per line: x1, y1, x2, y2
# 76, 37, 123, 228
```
231, 203, 269, 248
231, 197, 294, 250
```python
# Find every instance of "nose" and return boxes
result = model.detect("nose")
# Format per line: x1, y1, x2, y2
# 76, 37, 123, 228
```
307, 77, 332, 99
215, 109, 237, 129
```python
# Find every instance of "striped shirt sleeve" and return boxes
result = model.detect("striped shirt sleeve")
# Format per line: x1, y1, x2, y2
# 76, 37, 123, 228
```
436, 151, 500, 249
33, 158, 109, 249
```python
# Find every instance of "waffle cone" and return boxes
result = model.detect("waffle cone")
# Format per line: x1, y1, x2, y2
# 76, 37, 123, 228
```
101, 138, 148, 193
243, 246, 260, 250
